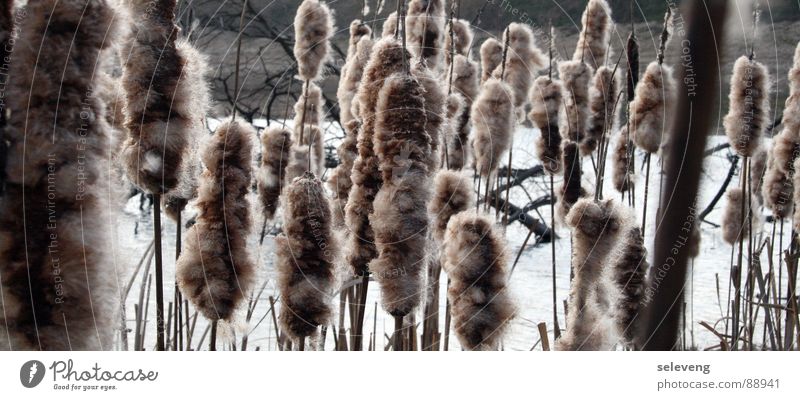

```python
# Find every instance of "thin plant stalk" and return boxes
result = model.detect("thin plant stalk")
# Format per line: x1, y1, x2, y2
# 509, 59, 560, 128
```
153, 194, 165, 351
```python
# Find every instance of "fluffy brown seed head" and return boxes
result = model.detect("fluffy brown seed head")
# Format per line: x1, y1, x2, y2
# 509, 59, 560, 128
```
285, 144, 312, 185
611, 125, 635, 193
721, 187, 752, 245
492, 23, 545, 110
346, 37, 411, 275
443, 211, 515, 350
762, 164, 794, 219
338, 35, 374, 128
347, 19, 371, 59
276, 172, 337, 340
407, 0, 446, 73
412, 63, 447, 171
328, 120, 360, 227
293, 82, 324, 139
176, 119, 255, 322
785, 42, 800, 133
583, 66, 620, 154
529, 76, 565, 174
611, 226, 649, 347
770, 128, 800, 175
370, 168, 431, 317
161, 39, 211, 220
443, 92, 466, 167
120, 1, 200, 194
382, 11, 398, 38
630, 61, 676, 154
0, 0, 119, 350
558, 60, 592, 145
724, 56, 771, 157
445, 18, 473, 63
573, 0, 613, 70
480, 38, 503, 84
449, 55, 480, 170
257, 127, 293, 222
294, 0, 334, 82
559, 198, 624, 350
750, 146, 768, 205
471, 78, 514, 178
558, 141, 586, 220
374, 73, 432, 183
626, 31, 639, 102
429, 170, 474, 242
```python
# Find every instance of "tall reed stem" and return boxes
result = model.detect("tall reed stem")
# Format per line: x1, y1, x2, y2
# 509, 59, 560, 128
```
153, 194, 165, 351
209, 320, 218, 351
550, 174, 560, 339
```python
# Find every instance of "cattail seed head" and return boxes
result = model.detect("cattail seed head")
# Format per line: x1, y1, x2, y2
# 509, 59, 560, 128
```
412, 63, 447, 171
346, 19, 371, 60
770, 128, 800, 175
529, 76, 565, 175
294, 0, 334, 82
328, 120, 360, 227
724, 56, 771, 157
558, 141, 587, 220
407, 0, 446, 72
429, 170, 474, 242
721, 187, 758, 245
121, 1, 203, 195
558, 198, 624, 350
277, 172, 338, 340
471, 78, 514, 178
611, 226, 649, 347
449, 55, 480, 170
443, 211, 515, 350
626, 32, 639, 102
339, 35, 374, 128
293, 81, 324, 137
573, 0, 613, 70
583, 66, 620, 154
445, 18, 474, 63
177, 119, 255, 322
630, 61, 676, 154
492, 23, 545, 110
558, 60, 592, 145
382, 11, 398, 38
611, 125, 635, 193
480, 38, 503, 84
0, 0, 119, 350
257, 127, 293, 223
762, 162, 794, 220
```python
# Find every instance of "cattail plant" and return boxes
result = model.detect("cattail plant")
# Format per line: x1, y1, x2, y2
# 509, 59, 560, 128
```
293, 0, 333, 174
445, 18, 473, 63
424, 170, 474, 350
629, 9, 674, 238
480, 38, 503, 84
120, 0, 200, 351
557, 141, 586, 220
626, 26, 639, 103
345, 37, 409, 350
558, 60, 592, 147
176, 120, 255, 341
0, 0, 119, 350
285, 144, 312, 184
413, 63, 446, 171
724, 56, 770, 158
331, 36, 374, 226
256, 127, 293, 226
443, 211, 515, 350
530, 72, 565, 338
611, 125, 635, 194
407, 0, 445, 73
491, 23, 545, 115
339, 35, 373, 129
276, 172, 338, 349
722, 187, 759, 245
449, 54, 480, 170
443, 92, 465, 167
612, 226, 649, 348
382, 11, 398, 38
471, 78, 514, 209
346, 19, 371, 61
573, 0, 613, 70
370, 73, 432, 348
583, 66, 620, 155
557, 199, 624, 350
